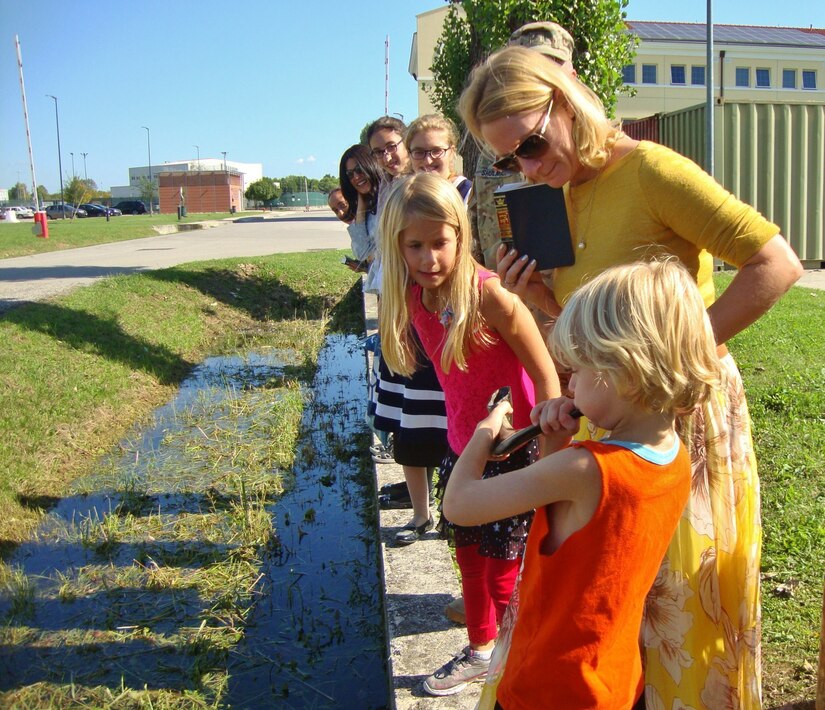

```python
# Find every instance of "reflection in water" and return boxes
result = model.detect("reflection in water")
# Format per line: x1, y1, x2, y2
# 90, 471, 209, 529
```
226, 336, 389, 709
0, 338, 388, 707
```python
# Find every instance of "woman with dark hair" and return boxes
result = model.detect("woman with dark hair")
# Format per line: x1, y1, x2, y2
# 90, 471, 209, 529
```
339, 145, 385, 295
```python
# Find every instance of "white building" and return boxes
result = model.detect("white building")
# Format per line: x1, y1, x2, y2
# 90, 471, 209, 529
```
111, 159, 263, 200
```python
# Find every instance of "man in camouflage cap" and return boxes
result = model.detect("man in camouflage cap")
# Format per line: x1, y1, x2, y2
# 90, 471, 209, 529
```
469, 21, 576, 269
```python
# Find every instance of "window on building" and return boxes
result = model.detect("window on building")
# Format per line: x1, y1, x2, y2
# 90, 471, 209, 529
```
735, 67, 750, 87
691, 65, 706, 85
671, 65, 686, 84
642, 64, 657, 84
782, 69, 797, 89
756, 68, 771, 88
803, 70, 817, 89
622, 64, 637, 84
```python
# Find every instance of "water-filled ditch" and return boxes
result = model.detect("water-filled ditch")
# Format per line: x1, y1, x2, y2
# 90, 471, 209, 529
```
0, 335, 389, 707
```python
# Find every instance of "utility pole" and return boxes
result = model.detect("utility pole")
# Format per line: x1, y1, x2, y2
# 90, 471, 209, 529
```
81, 152, 88, 181
141, 126, 152, 214
47, 94, 65, 215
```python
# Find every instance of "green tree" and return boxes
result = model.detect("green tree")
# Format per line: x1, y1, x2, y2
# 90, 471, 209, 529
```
245, 177, 281, 207
429, 0, 637, 174
64, 176, 94, 206
36, 185, 49, 206
138, 177, 157, 209
278, 175, 304, 194
8, 182, 30, 201
318, 174, 339, 193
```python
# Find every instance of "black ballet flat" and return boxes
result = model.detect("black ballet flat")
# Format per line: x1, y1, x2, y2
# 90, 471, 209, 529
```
395, 516, 434, 546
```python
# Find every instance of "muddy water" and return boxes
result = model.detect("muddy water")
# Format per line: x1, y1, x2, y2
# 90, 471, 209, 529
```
0, 336, 389, 707
225, 336, 389, 708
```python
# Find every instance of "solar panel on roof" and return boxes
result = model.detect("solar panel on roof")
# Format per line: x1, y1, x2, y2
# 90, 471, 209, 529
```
628, 20, 825, 46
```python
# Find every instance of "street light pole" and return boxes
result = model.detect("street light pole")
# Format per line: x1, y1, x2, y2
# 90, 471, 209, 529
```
81, 152, 88, 181
70, 152, 75, 178
46, 94, 65, 216
141, 126, 152, 214
221, 151, 228, 212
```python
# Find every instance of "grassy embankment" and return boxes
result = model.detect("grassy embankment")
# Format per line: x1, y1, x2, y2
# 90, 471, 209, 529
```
0, 250, 365, 706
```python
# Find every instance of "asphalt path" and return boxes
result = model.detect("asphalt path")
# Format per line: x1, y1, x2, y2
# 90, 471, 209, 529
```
0, 213, 350, 313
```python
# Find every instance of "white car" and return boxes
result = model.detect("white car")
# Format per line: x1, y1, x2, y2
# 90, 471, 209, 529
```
12, 206, 35, 218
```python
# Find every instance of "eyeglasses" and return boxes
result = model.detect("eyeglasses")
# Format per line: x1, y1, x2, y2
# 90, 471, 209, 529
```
410, 146, 451, 161
491, 98, 554, 173
345, 165, 366, 179
371, 142, 399, 157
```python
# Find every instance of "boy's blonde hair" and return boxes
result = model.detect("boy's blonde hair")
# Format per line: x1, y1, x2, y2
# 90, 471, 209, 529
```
550, 260, 721, 414
379, 173, 488, 376
459, 46, 622, 170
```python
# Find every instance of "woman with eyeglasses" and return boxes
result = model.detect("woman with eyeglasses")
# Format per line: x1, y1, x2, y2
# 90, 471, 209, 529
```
366, 115, 410, 180
405, 114, 472, 204
460, 45, 803, 709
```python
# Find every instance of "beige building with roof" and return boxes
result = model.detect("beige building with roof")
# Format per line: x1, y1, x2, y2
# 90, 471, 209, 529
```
407, 8, 825, 121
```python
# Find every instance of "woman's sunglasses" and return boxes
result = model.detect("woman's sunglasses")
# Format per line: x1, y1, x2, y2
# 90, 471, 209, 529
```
491, 98, 554, 173
345, 165, 366, 179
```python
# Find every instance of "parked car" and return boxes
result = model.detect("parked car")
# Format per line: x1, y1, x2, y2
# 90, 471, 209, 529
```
45, 204, 87, 219
11, 206, 35, 218
113, 200, 147, 215
80, 203, 121, 217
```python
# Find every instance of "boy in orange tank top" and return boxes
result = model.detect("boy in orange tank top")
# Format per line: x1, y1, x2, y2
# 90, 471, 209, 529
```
444, 260, 723, 709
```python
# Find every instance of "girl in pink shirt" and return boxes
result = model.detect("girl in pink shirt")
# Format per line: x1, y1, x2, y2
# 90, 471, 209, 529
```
378, 173, 558, 696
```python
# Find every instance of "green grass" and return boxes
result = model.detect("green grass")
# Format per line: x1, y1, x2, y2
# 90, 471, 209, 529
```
720, 273, 825, 706
0, 211, 263, 259
0, 248, 365, 707
0, 250, 363, 549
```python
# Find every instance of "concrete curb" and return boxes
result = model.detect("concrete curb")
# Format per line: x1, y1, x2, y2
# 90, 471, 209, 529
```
363, 292, 482, 709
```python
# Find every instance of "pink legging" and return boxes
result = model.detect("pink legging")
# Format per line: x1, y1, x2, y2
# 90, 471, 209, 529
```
456, 543, 521, 645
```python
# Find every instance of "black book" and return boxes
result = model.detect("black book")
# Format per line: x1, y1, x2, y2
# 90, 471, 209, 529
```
493, 181, 574, 271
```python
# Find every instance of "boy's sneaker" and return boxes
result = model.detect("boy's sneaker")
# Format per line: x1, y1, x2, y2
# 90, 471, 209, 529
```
422, 646, 490, 696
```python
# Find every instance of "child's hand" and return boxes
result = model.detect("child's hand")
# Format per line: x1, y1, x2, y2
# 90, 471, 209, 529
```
531, 397, 580, 437
477, 397, 514, 441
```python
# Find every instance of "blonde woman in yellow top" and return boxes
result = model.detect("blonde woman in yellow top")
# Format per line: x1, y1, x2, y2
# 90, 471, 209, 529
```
460, 45, 803, 709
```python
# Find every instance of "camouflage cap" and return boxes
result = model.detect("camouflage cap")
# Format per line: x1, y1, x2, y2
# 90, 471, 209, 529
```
508, 21, 574, 64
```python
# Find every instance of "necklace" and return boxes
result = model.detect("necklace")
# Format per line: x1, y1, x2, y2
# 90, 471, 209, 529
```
424, 289, 453, 328
570, 169, 603, 251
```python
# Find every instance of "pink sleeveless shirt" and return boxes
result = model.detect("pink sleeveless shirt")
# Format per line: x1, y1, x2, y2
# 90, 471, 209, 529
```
411, 269, 536, 454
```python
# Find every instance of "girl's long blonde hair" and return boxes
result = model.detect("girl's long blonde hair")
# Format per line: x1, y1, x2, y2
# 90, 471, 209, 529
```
379, 173, 488, 377
459, 46, 622, 170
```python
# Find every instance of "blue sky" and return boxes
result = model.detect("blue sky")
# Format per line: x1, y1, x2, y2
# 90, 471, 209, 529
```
1, 0, 823, 196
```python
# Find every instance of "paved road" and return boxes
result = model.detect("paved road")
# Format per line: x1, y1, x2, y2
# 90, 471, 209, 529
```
0, 214, 350, 313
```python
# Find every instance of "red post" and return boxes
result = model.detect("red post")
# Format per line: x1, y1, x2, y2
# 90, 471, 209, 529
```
32, 211, 48, 239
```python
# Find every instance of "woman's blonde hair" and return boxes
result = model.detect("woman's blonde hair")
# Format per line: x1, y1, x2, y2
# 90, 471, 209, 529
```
379, 172, 488, 376
459, 46, 622, 170
550, 259, 721, 415
405, 114, 460, 153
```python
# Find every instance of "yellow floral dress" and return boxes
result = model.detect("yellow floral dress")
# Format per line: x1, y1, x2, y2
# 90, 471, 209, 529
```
643, 354, 761, 709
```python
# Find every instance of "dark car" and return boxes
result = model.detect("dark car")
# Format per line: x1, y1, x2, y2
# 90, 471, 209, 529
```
45, 204, 87, 219
113, 200, 147, 215
80, 203, 122, 217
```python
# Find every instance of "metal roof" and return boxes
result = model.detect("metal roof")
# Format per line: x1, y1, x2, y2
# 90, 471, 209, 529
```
627, 21, 825, 47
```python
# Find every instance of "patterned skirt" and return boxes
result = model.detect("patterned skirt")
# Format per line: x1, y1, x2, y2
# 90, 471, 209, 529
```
643, 353, 761, 709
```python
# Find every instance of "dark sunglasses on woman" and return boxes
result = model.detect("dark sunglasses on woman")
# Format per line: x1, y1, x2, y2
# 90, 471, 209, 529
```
346, 165, 367, 179
492, 98, 554, 173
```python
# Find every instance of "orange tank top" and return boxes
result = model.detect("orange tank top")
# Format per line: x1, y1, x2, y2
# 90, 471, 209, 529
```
497, 439, 690, 709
